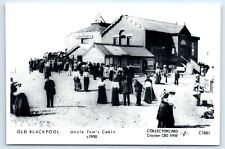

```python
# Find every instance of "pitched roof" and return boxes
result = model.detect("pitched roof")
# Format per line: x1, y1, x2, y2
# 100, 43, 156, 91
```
66, 44, 87, 57
126, 15, 185, 34
76, 22, 110, 33
90, 43, 154, 57
122, 46, 154, 57
102, 15, 188, 36
65, 44, 79, 56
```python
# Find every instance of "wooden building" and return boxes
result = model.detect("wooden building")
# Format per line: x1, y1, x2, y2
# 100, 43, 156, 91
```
83, 43, 154, 72
101, 15, 200, 69
64, 17, 110, 61
66, 15, 200, 72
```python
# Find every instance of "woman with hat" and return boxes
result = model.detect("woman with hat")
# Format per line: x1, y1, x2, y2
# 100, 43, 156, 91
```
111, 78, 120, 106
97, 77, 107, 104
156, 89, 175, 128
144, 75, 156, 104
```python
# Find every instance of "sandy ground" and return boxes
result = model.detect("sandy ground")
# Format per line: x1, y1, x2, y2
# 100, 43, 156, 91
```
9, 70, 213, 128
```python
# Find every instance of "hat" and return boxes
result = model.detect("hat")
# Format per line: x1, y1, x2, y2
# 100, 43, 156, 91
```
161, 92, 169, 99
161, 89, 169, 99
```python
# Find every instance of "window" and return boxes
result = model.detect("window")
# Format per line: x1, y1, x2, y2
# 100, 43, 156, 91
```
105, 58, 110, 65
113, 37, 117, 45
191, 43, 195, 56
81, 38, 91, 44
180, 39, 186, 45
172, 47, 176, 55
110, 57, 113, 65
192, 48, 195, 56
127, 36, 131, 45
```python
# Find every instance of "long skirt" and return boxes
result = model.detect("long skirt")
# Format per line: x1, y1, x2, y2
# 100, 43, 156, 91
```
144, 87, 156, 104
83, 77, 89, 91
111, 88, 120, 106
14, 93, 30, 116
155, 75, 161, 84
97, 86, 107, 104
157, 103, 175, 128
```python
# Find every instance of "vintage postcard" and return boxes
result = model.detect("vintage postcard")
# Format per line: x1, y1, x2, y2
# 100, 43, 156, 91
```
6, 2, 220, 145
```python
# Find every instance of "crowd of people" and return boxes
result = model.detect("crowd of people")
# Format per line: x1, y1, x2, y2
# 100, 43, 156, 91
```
8, 55, 214, 128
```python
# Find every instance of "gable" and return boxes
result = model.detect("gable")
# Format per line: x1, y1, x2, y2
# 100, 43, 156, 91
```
179, 25, 191, 36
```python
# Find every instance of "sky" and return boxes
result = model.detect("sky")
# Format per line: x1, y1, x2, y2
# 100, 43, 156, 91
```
6, 2, 220, 70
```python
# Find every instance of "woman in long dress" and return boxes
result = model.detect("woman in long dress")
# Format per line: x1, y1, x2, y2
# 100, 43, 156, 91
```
144, 76, 156, 104
73, 68, 82, 91
157, 89, 175, 128
83, 69, 90, 92
97, 77, 107, 104
111, 80, 120, 106
155, 66, 161, 84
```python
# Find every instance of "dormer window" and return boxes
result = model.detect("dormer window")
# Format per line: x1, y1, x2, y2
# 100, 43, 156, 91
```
127, 36, 131, 45
113, 37, 117, 45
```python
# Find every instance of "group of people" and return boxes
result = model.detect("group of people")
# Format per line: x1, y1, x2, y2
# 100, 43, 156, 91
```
154, 65, 180, 85
192, 66, 215, 108
96, 73, 156, 107
26, 57, 188, 128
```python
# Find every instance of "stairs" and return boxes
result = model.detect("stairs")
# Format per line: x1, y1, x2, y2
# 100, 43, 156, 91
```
180, 56, 200, 74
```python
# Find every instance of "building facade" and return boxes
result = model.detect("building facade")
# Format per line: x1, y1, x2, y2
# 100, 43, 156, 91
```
64, 18, 110, 61
66, 15, 200, 72
101, 15, 200, 69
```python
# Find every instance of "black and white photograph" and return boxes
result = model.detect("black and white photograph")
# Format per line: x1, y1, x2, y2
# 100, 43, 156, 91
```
6, 2, 220, 145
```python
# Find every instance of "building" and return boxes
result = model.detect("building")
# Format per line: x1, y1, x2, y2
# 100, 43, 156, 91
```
101, 15, 200, 69
83, 43, 154, 72
66, 15, 200, 72
64, 15, 110, 61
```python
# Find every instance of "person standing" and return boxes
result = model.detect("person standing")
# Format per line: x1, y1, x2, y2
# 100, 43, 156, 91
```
174, 69, 180, 85
44, 77, 56, 108
97, 77, 107, 104
83, 69, 90, 92
144, 75, 156, 104
133, 79, 143, 106
156, 89, 175, 128
121, 77, 131, 106
109, 66, 114, 81
68, 62, 73, 76
162, 65, 168, 83
155, 66, 161, 84
73, 68, 82, 91
111, 79, 120, 106
44, 61, 51, 79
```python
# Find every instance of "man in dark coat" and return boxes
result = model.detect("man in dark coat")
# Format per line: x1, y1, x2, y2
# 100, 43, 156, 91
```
44, 77, 56, 108
133, 79, 143, 106
174, 69, 180, 85
121, 78, 132, 106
